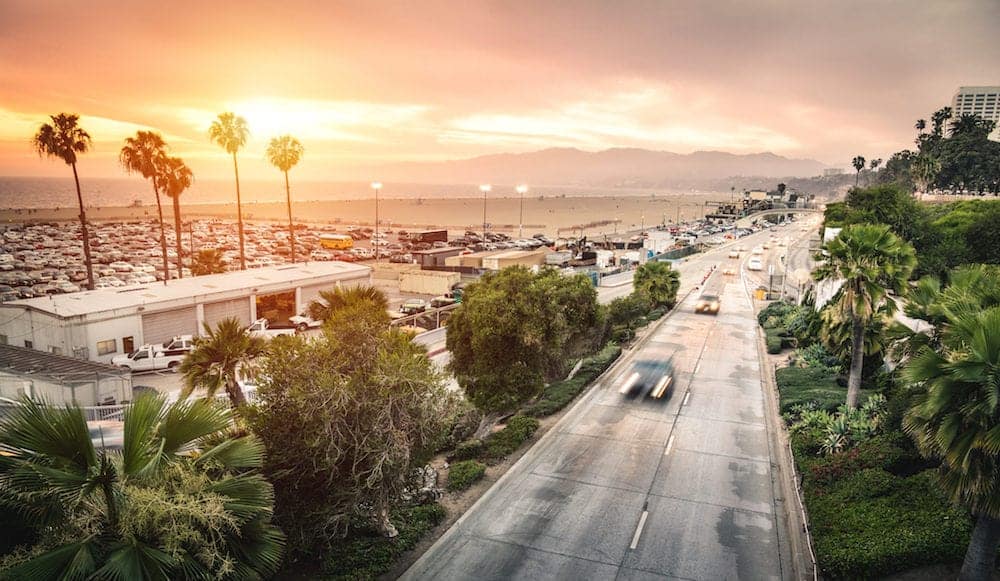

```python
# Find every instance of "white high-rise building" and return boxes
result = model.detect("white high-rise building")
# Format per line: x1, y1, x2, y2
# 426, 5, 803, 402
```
951, 86, 1000, 140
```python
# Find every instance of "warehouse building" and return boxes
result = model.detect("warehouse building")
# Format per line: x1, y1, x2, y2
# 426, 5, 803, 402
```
0, 343, 131, 406
0, 262, 371, 365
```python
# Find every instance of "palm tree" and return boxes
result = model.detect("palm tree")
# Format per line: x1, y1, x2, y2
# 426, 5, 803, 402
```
32, 114, 95, 290
851, 155, 866, 186
156, 155, 193, 279
914, 118, 926, 135
912, 155, 941, 195
633, 261, 681, 308
0, 395, 284, 579
180, 317, 267, 408
209, 112, 249, 270
813, 223, 916, 408
120, 131, 170, 284
903, 306, 1000, 581
191, 248, 228, 275
266, 135, 305, 264
307, 285, 389, 322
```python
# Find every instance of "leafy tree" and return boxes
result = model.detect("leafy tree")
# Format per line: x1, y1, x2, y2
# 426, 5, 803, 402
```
532, 268, 604, 366
191, 248, 228, 275
307, 284, 389, 322
120, 131, 171, 285
209, 112, 249, 271
813, 224, 916, 408
447, 267, 601, 435
266, 135, 304, 264
0, 395, 284, 579
633, 260, 680, 308
251, 302, 450, 550
852, 155, 866, 186
965, 206, 1000, 265
912, 154, 941, 194
903, 303, 1000, 580
32, 114, 95, 290
157, 155, 193, 279
180, 317, 267, 408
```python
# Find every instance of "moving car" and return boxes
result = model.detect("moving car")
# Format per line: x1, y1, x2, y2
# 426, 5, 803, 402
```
617, 358, 675, 399
747, 257, 764, 271
727, 249, 740, 259
399, 298, 428, 315
694, 293, 720, 315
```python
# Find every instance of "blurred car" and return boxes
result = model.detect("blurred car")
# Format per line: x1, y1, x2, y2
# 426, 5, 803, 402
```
747, 257, 764, 271
751, 246, 764, 255
727, 249, 740, 259
694, 293, 720, 314
722, 267, 737, 276
399, 298, 428, 315
617, 358, 675, 399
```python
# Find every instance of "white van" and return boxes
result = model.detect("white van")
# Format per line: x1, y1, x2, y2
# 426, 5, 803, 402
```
747, 257, 764, 271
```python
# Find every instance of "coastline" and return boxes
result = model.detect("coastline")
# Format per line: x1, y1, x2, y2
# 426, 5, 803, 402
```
1, 194, 720, 237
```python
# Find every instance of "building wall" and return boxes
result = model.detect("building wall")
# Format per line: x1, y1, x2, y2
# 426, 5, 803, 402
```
952, 86, 1000, 140
0, 371, 131, 407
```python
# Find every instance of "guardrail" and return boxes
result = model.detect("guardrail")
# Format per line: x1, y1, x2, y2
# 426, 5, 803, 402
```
0, 389, 263, 424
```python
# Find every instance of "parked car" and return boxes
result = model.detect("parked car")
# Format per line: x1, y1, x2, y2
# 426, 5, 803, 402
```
399, 298, 428, 315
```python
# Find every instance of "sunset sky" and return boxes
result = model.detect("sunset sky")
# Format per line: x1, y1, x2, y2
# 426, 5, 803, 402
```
0, 0, 997, 181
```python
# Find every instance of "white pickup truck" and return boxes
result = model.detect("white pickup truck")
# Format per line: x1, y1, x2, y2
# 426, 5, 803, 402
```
112, 335, 194, 372
288, 312, 323, 332
247, 318, 297, 339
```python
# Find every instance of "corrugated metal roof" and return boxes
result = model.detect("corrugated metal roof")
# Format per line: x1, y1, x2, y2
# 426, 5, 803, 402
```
0, 343, 127, 382
0, 262, 371, 318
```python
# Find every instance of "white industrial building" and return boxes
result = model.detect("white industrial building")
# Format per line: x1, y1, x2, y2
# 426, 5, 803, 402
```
0, 262, 371, 365
0, 343, 132, 406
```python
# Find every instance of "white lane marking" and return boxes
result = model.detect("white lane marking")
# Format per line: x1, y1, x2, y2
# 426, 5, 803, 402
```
630, 510, 649, 550
683, 392, 691, 406
665, 434, 675, 456
694, 362, 701, 374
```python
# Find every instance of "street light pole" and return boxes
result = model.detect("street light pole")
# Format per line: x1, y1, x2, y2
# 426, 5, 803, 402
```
371, 181, 382, 263
516, 184, 528, 238
480, 184, 491, 239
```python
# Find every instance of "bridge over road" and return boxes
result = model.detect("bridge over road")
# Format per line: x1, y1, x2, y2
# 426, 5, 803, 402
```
735, 208, 819, 229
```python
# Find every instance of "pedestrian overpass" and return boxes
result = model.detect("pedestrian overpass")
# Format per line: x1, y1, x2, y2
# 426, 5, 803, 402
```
735, 207, 820, 228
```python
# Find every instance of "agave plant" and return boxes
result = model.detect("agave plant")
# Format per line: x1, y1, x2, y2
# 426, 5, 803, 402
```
0, 395, 284, 579
820, 432, 847, 456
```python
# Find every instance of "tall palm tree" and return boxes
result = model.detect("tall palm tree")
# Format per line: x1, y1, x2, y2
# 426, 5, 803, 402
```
633, 260, 681, 308
209, 112, 249, 270
903, 306, 1000, 581
266, 135, 304, 264
156, 155, 193, 279
813, 223, 916, 408
120, 131, 170, 284
32, 114, 95, 290
912, 155, 941, 195
851, 155, 866, 186
0, 395, 284, 579
307, 285, 389, 322
180, 317, 267, 408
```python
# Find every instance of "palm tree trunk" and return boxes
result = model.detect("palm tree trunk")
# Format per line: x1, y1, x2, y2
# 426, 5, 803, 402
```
233, 153, 246, 271
71, 163, 95, 290
959, 513, 1000, 581
153, 183, 169, 286
847, 315, 865, 408
285, 170, 295, 264
855, 171, 860, 187
226, 374, 247, 408
172, 196, 183, 279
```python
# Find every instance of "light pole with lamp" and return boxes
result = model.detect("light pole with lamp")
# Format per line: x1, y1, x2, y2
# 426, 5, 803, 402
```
480, 184, 491, 239
371, 181, 382, 262
516, 184, 528, 238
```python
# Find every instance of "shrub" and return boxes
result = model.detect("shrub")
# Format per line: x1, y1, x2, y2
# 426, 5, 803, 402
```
448, 438, 485, 462
484, 415, 540, 460
525, 343, 621, 417
320, 503, 446, 580
766, 334, 783, 354
806, 469, 970, 579
447, 460, 486, 492
758, 301, 796, 328
775, 366, 844, 415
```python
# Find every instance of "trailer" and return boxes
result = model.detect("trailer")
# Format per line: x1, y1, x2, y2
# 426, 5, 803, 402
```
408, 229, 448, 244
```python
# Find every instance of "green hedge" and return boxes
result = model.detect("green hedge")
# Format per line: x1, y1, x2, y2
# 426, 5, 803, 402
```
766, 334, 783, 354
525, 343, 622, 417
806, 469, 970, 579
485, 416, 539, 460
775, 366, 844, 415
319, 503, 447, 580
448, 438, 485, 462
447, 460, 486, 492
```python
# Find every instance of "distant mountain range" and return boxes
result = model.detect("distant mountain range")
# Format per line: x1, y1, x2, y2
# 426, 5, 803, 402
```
357, 147, 828, 189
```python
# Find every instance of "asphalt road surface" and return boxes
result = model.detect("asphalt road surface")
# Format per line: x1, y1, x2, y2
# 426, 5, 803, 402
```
403, 226, 802, 581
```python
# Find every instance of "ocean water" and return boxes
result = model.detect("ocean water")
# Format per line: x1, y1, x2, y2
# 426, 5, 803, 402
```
0, 177, 694, 209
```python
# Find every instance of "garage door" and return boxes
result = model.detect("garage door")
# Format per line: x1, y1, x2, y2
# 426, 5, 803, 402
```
203, 298, 252, 329
142, 307, 197, 346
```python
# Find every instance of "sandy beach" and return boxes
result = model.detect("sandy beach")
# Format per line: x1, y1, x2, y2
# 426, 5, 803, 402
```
0, 194, 721, 238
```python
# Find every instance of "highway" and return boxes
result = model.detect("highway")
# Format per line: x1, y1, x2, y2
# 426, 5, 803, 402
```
402, 223, 818, 581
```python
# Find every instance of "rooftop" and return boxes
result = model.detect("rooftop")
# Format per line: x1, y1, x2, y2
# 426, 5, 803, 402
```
0, 343, 127, 382
1, 261, 370, 318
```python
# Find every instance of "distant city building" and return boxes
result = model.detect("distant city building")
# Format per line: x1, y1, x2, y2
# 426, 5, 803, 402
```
823, 168, 846, 177
951, 86, 1000, 140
